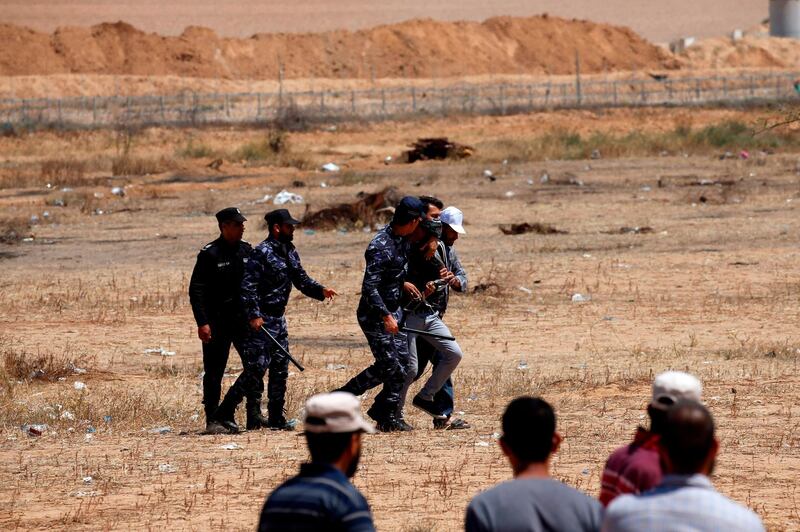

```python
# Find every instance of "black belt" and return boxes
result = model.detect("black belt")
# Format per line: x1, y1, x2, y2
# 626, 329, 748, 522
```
261, 305, 286, 317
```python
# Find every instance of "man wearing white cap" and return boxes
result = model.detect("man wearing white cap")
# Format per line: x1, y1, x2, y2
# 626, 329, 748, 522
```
403, 206, 470, 429
599, 371, 702, 506
258, 392, 376, 531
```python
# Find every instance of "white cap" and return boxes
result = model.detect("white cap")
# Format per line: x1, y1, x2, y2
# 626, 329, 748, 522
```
304, 392, 376, 434
440, 206, 466, 234
651, 371, 702, 409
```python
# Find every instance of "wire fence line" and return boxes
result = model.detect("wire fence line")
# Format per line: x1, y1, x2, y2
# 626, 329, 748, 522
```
2, 72, 799, 130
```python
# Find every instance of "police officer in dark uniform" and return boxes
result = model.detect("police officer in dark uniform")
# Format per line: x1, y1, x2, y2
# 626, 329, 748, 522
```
336, 196, 425, 432
189, 207, 252, 434
215, 208, 338, 431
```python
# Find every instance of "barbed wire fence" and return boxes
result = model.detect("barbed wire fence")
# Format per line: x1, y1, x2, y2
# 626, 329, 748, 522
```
1, 71, 798, 130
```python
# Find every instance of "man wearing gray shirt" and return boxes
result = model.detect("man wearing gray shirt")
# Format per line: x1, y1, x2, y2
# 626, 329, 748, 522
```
603, 401, 764, 532
465, 397, 603, 532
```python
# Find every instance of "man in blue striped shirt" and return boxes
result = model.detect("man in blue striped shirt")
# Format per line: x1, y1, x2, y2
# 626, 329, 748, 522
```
258, 392, 376, 532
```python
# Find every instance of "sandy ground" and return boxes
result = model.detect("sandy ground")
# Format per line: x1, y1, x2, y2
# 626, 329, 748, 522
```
0, 111, 799, 530
0, 0, 766, 43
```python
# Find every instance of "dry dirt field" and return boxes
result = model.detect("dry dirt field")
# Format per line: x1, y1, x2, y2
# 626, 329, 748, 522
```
0, 108, 799, 531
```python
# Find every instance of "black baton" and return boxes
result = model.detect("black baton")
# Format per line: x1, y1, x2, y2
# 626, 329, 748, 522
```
260, 325, 305, 372
400, 326, 455, 341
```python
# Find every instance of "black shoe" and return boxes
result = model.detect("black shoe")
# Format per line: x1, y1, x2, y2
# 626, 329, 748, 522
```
412, 395, 442, 418
434, 417, 470, 430
266, 417, 297, 431
375, 416, 413, 433
396, 418, 414, 431
246, 403, 270, 431
216, 418, 241, 434
203, 420, 231, 435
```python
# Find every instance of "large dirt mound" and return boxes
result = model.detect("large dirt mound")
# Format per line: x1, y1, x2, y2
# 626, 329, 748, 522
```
678, 25, 800, 69
0, 15, 676, 79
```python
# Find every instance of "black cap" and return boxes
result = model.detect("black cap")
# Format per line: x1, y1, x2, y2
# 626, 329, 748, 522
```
265, 208, 301, 227
216, 207, 247, 223
392, 196, 425, 225
420, 218, 442, 238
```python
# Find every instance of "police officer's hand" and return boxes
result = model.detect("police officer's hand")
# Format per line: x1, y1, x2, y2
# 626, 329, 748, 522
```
439, 267, 458, 288
382, 313, 399, 334
422, 239, 438, 260
424, 281, 436, 298
249, 317, 264, 331
403, 281, 422, 301
198, 324, 212, 343
322, 287, 338, 301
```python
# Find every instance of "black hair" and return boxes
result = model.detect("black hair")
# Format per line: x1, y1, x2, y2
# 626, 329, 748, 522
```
305, 431, 354, 463
501, 396, 555, 464
418, 195, 444, 212
661, 400, 715, 474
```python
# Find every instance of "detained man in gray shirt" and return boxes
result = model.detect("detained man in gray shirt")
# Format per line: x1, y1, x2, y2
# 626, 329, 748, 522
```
465, 397, 602, 532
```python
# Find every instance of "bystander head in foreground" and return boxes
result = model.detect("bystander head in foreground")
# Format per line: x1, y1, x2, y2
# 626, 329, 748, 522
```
465, 396, 602, 532
603, 400, 764, 532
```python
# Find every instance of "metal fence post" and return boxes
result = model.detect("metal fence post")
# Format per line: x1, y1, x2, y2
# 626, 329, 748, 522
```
381, 89, 386, 115
92, 97, 98, 125
320, 91, 325, 113
351, 90, 356, 115
612, 81, 618, 105
411, 87, 417, 112
257, 93, 262, 119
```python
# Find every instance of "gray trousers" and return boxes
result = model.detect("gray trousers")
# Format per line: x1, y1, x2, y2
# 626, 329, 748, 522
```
400, 311, 463, 414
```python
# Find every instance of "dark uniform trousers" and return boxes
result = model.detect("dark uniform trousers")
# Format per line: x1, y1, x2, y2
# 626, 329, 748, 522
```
223, 315, 290, 419
339, 308, 410, 420
202, 318, 248, 421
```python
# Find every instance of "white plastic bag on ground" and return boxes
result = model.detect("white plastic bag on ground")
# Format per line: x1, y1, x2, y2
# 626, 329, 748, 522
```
274, 190, 304, 205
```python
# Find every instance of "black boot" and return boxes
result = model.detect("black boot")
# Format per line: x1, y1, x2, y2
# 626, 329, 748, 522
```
246, 402, 269, 430
214, 397, 241, 434
267, 403, 296, 431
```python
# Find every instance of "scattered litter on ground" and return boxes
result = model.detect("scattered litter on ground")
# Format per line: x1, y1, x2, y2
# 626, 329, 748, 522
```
221, 443, 242, 450
401, 137, 474, 163
604, 226, 654, 235
255, 194, 274, 204
540, 172, 550, 183
517, 286, 532, 295
103, 415, 112, 424
602, 316, 616, 321
303, 229, 316, 235
73, 491, 100, 498
474, 441, 490, 447
84, 433, 93, 442
591, 149, 602, 160
320, 182, 327, 188
484, 169, 494, 178
499, 223, 567, 235
207, 158, 223, 170
384, 156, 392, 165
302, 187, 402, 230
467, 393, 479, 402
82, 476, 93, 484
22, 424, 47, 437
148, 426, 172, 435
472, 282, 500, 294
29, 215, 39, 224
517, 360, 529, 370
320, 162, 340, 172
73, 381, 86, 391
144, 347, 176, 356
71, 365, 87, 374
326, 363, 347, 371
158, 464, 177, 473
492, 432, 501, 439
111, 186, 125, 196
582, 468, 590, 475
86, 426, 96, 433
571, 293, 592, 303
60, 410, 75, 420
504, 191, 515, 198
274, 190, 304, 205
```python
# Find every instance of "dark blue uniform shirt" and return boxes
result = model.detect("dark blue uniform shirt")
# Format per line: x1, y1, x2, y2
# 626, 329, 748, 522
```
241, 237, 324, 319
258, 463, 375, 532
357, 225, 409, 319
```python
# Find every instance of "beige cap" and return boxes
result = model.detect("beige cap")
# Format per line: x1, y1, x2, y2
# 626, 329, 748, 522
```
651, 371, 702, 409
304, 392, 376, 434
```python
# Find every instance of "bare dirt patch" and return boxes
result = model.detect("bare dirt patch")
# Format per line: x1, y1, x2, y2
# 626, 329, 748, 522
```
0, 112, 799, 531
